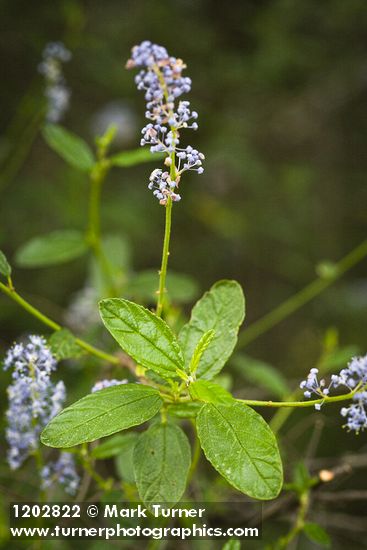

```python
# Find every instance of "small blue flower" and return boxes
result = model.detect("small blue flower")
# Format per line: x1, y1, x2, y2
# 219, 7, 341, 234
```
299, 368, 325, 405
148, 169, 181, 203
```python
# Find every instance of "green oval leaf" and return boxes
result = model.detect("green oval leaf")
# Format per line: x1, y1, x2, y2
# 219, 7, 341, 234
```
111, 148, 163, 167
290, 462, 315, 495
42, 124, 95, 171
196, 402, 283, 500
48, 329, 82, 360
99, 298, 185, 380
303, 523, 331, 547
92, 432, 138, 460
189, 330, 215, 375
316, 261, 338, 280
114, 433, 139, 483
179, 280, 245, 380
0, 249, 11, 278
134, 423, 191, 505
15, 230, 88, 268
92, 435, 127, 459
41, 384, 162, 448
189, 380, 234, 404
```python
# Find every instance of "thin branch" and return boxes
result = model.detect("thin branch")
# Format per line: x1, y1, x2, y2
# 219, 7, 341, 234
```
237, 238, 367, 348
0, 280, 119, 365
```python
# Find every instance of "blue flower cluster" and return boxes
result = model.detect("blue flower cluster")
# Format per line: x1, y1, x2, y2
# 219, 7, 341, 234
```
300, 368, 329, 410
300, 354, 367, 432
4, 335, 63, 469
38, 42, 71, 123
127, 41, 204, 205
148, 169, 181, 203
3, 335, 79, 494
41, 453, 80, 496
91, 378, 128, 393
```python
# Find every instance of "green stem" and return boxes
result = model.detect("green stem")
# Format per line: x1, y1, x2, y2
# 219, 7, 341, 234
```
88, 170, 103, 247
87, 160, 118, 296
156, 196, 173, 318
33, 448, 47, 503
236, 388, 358, 408
275, 492, 309, 549
73, 336, 118, 365
153, 63, 178, 319
78, 447, 111, 491
270, 340, 354, 433
0, 280, 119, 365
237, 239, 367, 348
179, 385, 359, 410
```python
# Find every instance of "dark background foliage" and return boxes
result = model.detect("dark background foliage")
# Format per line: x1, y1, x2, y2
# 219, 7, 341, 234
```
0, 0, 366, 548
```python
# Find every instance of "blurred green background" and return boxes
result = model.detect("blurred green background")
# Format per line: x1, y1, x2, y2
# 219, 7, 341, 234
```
0, 0, 367, 547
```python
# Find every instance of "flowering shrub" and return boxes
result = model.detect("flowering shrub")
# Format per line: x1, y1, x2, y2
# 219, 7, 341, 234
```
1, 40, 366, 548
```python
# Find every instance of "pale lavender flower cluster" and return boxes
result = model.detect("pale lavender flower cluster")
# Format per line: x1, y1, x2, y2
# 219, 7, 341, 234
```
148, 169, 181, 203
127, 41, 204, 205
338, 356, 367, 433
38, 42, 72, 123
300, 368, 329, 410
300, 354, 367, 432
340, 392, 367, 434
4, 335, 80, 492
332, 355, 367, 389
3, 335, 64, 469
41, 453, 80, 495
91, 378, 128, 393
